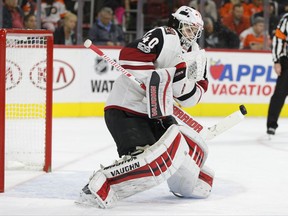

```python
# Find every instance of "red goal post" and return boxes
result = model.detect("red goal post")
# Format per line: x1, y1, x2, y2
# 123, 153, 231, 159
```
0, 29, 53, 192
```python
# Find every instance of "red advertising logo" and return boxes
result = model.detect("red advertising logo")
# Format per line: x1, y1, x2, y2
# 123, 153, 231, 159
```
29, 60, 47, 90
53, 60, 75, 90
6, 60, 22, 90
210, 59, 224, 80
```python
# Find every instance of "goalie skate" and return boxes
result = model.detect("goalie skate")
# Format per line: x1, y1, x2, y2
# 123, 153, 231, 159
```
76, 174, 118, 209
75, 184, 105, 208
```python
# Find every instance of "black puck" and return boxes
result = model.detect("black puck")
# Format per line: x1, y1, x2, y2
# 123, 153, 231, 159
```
239, 105, 247, 115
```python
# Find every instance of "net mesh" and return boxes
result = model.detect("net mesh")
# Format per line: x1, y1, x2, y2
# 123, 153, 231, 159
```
5, 35, 48, 170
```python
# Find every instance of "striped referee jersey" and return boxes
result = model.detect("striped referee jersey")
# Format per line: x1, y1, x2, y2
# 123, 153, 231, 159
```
272, 13, 288, 63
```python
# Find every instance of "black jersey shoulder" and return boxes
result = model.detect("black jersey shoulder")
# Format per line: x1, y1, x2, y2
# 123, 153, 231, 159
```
125, 27, 165, 57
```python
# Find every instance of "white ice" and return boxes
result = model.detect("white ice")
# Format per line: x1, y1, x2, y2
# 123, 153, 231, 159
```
1, 116, 288, 216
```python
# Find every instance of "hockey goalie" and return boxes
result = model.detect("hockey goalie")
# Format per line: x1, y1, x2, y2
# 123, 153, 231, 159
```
77, 6, 214, 208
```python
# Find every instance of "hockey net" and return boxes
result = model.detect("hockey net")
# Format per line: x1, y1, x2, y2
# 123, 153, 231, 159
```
0, 29, 53, 192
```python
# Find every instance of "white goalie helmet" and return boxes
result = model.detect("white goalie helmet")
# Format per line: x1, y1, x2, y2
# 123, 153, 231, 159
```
170, 6, 204, 46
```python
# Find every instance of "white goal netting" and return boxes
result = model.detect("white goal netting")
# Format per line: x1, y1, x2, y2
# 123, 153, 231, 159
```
5, 34, 50, 170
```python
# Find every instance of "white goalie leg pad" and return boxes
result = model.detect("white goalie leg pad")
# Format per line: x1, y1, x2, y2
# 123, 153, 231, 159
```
88, 125, 190, 208
178, 125, 208, 166
167, 125, 209, 197
166, 153, 201, 197
189, 165, 215, 198
146, 68, 175, 118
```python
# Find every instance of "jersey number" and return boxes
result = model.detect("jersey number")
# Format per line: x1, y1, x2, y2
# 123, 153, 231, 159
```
138, 33, 159, 53
142, 33, 159, 48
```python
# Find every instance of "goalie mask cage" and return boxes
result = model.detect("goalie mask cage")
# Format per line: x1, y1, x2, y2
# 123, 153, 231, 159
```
0, 29, 53, 192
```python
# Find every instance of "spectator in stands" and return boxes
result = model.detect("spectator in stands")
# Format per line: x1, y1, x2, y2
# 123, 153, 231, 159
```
24, 13, 37, 29
21, 0, 37, 15
246, 0, 263, 17
251, 0, 280, 38
219, 0, 250, 19
2, 0, 24, 28
102, 0, 128, 28
54, 11, 77, 45
189, 0, 218, 22
239, 16, 271, 50
222, 3, 251, 36
40, 0, 67, 32
203, 16, 240, 49
88, 7, 125, 46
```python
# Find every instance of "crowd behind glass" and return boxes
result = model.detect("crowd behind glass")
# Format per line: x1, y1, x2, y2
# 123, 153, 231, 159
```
1, 0, 287, 50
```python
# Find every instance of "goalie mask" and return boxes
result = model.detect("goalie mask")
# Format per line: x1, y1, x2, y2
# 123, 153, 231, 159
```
168, 6, 203, 49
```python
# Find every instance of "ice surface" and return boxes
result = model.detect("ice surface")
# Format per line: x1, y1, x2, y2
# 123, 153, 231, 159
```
1, 116, 288, 216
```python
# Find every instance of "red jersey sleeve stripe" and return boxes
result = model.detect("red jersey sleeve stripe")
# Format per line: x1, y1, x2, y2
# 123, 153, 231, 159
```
119, 47, 157, 62
121, 65, 155, 70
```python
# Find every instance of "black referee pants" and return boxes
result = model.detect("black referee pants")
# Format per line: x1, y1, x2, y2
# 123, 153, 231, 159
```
267, 57, 288, 129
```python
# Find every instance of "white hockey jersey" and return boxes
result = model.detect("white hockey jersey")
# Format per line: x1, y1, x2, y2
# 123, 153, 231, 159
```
105, 26, 207, 115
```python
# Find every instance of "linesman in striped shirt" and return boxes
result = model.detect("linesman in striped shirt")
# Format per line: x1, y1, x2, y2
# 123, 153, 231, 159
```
267, 13, 288, 135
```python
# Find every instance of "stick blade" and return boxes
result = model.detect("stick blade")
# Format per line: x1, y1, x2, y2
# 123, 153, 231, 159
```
206, 105, 247, 140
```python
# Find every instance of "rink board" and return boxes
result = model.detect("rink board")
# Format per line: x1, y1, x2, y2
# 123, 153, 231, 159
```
46, 46, 287, 117
52, 102, 288, 117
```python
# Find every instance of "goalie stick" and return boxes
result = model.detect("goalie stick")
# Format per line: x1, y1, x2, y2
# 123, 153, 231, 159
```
84, 39, 247, 140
